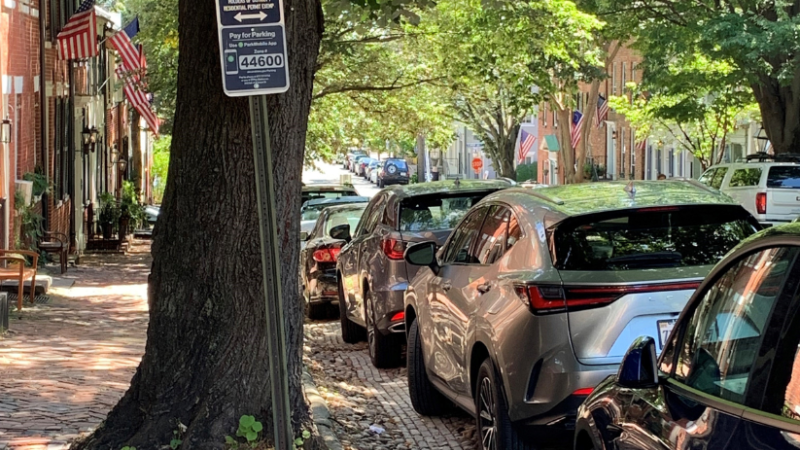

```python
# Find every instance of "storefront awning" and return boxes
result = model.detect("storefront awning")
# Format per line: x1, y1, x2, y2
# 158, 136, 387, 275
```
544, 135, 560, 152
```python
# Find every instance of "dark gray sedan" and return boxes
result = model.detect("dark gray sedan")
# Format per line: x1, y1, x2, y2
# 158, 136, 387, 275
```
335, 179, 514, 368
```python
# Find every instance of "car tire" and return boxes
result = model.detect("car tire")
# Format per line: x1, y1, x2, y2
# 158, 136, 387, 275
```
378, 179, 384, 188
307, 302, 328, 320
475, 358, 536, 450
365, 289, 403, 368
408, 319, 449, 416
338, 279, 365, 343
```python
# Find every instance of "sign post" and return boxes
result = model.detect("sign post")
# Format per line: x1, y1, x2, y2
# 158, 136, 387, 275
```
215, 0, 292, 448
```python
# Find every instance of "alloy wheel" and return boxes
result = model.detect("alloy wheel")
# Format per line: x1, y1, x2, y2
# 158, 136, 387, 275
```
478, 377, 497, 450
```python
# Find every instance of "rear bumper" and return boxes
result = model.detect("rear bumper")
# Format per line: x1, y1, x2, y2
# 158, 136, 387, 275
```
371, 282, 408, 335
307, 270, 339, 305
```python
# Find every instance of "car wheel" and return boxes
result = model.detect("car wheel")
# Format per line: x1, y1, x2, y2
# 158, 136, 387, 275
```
338, 279, 365, 343
408, 319, 449, 416
378, 179, 384, 188
365, 289, 403, 368
475, 358, 535, 450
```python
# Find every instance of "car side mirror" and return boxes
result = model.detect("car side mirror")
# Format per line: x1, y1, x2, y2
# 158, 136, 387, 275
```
300, 231, 310, 241
329, 224, 351, 242
617, 336, 659, 388
404, 241, 440, 276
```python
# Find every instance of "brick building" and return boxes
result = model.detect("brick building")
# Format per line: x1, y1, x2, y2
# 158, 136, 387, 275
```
1, 0, 153, 258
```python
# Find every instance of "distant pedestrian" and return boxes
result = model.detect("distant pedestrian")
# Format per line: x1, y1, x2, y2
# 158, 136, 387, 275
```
657, 173, 667, 180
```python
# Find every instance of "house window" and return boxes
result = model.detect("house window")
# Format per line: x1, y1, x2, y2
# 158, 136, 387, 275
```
630, 132, 636, 179
542, 103, 547, 127
53, 97, 70, 200
620, 128, 626, 178
632, 62, 637, 83
622, 62, 627, 93
612, 63, 618, 95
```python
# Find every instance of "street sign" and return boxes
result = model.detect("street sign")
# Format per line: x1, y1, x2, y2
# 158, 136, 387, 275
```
215, 0, 290, 96
217, 0, 282, 26
472, 157, 483, 173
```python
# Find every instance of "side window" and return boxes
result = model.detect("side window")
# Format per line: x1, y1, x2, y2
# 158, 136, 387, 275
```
729, 168, 763, 188
698, 168, 716, 187
507, 214, 522, 252
475, 206, 511, 265
710, 167, 729, 189
672, 247, 798, 404
356, 196, 384, 237
443, 206, 489, 265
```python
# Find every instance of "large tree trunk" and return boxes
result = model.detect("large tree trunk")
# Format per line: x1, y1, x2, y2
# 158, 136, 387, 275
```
75, 0, 323, 448
556, 107, 576, 184
752, 73, 800, 154
486, 124, 519, 180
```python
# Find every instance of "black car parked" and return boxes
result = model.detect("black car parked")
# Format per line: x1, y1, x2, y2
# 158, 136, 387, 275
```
376, 158, 410, 188
299, 203, 367, 319
575, 223, 800, 450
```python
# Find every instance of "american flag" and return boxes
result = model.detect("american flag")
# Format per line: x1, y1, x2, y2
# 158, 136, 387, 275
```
57, 0, 97, 60
116, 67, 160, 136
518, 130, 536, 162
109, 18, 141, 74
595, 95, 609, 127
635, 137, 647, 153
570, 111, 585, 148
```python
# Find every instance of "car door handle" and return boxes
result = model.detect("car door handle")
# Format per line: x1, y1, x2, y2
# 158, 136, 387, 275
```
477, 283, 491, 294
441, 280, 452, 292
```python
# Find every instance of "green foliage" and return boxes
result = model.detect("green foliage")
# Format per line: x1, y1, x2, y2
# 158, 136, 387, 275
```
226, 415, 263, 448
120, 181, 146, 228
515, 163, 538, 182
152, 135, 170, 203
99, 192, 120, 226
120, 447, 136, 450
22, 168, 51, 197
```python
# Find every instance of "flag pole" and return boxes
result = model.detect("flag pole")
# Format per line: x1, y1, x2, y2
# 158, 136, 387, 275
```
98, 16, 138, 46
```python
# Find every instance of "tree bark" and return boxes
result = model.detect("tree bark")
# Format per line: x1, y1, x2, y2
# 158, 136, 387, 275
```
484, 123, 519, 180
556, 107, 576, 184
752, 73, 800, 154
75, 0, 323, 448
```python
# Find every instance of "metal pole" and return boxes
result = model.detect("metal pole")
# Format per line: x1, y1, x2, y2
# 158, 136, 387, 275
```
248, 95, 292, 449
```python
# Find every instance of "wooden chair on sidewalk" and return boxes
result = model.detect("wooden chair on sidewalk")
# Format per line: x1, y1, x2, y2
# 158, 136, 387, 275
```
0, 250, 38, 310
39, 232, 68, 274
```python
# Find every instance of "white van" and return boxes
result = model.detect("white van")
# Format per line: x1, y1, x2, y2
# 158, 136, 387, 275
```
698, 159, 800, 226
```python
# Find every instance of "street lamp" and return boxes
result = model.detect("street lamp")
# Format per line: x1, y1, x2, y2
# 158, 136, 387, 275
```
0, 118, 11, 144
81, 126, 98, 153
755, 127, 771, 154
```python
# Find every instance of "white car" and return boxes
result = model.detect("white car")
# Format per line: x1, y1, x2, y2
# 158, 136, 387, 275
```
698, 158, 800, 226
370, 162, 383, 184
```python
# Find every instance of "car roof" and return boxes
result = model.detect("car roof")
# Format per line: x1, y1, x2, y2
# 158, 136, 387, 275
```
321, 203, 369, 213
303, 196, 370, 207
301, 184, 357, 193
704, 161, 800, 169
383, 179, 513, 199
485, 180, 739, 219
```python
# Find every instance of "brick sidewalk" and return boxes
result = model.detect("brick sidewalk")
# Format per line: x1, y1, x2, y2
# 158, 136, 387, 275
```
0, 243, 151, 450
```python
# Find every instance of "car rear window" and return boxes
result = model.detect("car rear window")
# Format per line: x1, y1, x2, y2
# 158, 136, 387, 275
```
386, 160, 408, 170
729, 168, 762, 187
767, 166, 800, 189
399, 193, 493, 232
324, 209, 365, 236
553, 205, 758, 271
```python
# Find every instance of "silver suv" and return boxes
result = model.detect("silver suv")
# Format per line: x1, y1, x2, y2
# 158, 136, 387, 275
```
402, 180, 760, 450
335, 179, 513, 368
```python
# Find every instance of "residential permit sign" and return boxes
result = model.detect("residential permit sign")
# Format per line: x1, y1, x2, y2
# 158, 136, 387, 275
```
214, 0, 289, 96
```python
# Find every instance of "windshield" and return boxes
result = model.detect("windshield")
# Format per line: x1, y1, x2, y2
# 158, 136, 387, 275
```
767, 166, 800, 189
554, 205, 758, 271
399, 193, 494, 232
301, 199, 366, 221
324, 209, 365, 236
302, 190, 358, 204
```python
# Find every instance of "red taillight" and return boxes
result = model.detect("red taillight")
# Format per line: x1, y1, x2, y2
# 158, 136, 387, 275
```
381, 238, 406, 260
756, 192, 767, 215
515, 281, 701, 314
313, 245, 342, 263
391, 312, 405, 322
573, 387, 594, 396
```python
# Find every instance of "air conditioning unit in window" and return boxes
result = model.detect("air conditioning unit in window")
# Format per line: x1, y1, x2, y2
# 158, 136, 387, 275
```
15, 180, 33, 206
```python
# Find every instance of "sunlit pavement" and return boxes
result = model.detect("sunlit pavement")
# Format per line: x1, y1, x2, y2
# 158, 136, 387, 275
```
0, 243, 151, 450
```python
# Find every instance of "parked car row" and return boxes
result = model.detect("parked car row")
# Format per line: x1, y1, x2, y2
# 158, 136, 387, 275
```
300, 173, 800, 450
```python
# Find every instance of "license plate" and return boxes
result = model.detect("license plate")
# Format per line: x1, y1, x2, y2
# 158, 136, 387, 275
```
657, 319, 677, 349
401, 172, 408, 176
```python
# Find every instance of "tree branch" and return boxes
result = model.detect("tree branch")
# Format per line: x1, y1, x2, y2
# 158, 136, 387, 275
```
313, 77, 445, 100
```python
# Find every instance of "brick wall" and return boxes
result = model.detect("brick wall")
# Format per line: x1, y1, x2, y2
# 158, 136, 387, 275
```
536, 43, 644, 184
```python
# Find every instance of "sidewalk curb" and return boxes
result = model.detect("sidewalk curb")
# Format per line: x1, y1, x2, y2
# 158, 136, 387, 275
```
302, 368, 343, 450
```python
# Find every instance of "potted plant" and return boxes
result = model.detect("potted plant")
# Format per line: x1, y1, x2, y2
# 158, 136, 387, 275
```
118, 181, 144, 241
99, 192, 119, 240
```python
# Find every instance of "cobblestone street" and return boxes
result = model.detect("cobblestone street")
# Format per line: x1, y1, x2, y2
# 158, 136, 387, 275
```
304, 321, 478, 450
0, 243, 151, 450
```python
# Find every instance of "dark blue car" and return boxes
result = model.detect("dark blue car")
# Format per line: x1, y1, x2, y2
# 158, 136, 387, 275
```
575, 223, 800, 450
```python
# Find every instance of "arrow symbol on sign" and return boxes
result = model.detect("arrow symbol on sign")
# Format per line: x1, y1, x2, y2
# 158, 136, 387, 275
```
235, 11, 268, 22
